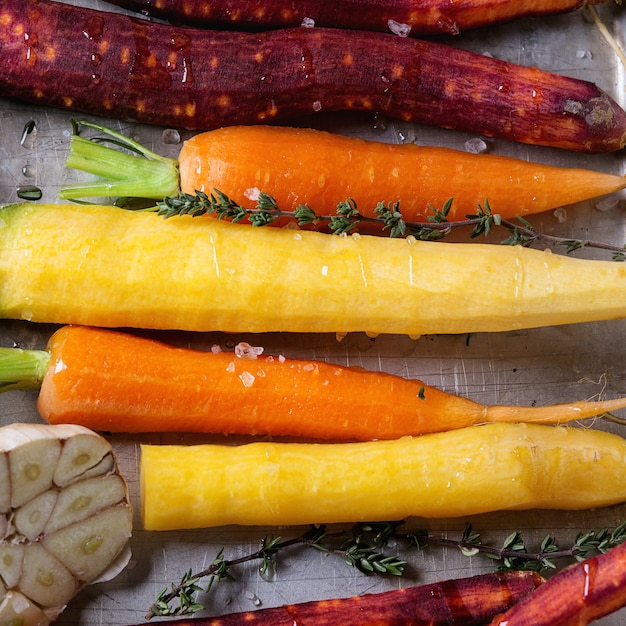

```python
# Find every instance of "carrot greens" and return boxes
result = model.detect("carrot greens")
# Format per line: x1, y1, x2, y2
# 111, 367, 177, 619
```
61, 120, 179, 201
0, 346, 49, 392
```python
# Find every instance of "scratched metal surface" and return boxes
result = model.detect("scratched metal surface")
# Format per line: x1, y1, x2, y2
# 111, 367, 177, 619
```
1, 1, 626, 624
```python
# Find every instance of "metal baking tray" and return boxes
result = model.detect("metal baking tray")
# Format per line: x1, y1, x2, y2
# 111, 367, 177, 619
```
1, 1, 625, 624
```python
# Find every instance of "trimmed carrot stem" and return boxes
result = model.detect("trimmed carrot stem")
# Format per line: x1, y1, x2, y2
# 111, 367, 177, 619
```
61, 124, 626, 223
0, 326, 622, 439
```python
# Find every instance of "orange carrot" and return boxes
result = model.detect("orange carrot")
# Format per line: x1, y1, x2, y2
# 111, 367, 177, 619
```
3, 325, 626, 439
61, 124, 626, 224
177, 125, 626, 223
488, 540, 626, 626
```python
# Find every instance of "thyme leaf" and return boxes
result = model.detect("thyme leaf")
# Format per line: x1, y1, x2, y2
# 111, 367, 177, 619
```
146, 520, 626, 619
154, 190, 626, 259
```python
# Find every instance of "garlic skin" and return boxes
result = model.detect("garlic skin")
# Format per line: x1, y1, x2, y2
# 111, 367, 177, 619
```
0, 423, 133, 624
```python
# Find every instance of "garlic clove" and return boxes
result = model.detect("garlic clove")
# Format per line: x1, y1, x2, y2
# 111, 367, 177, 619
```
45, 474, 127, 534
0, 591, 53, 626
43, 505, 133, 582
9, 438, 61, 509
14, 490, 58, 541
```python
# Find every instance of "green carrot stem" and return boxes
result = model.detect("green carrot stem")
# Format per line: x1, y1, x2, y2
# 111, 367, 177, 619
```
0, 347, 49, 393
59, 121, 180, 200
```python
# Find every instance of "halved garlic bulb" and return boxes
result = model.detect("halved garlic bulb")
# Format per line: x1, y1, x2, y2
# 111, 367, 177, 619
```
0, 423, 133, 624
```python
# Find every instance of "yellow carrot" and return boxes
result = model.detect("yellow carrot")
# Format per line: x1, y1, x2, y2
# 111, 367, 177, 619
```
140, 423, 626, 530
2, 202, 626, 336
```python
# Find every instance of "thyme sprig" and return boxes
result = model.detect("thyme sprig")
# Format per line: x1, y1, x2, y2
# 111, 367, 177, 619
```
146, 520, 626, 619
155, 191, 626, 260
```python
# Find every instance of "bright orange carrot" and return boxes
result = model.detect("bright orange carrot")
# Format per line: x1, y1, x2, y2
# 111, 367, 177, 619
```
3, 325, 626, 439
61, 124, 626, 224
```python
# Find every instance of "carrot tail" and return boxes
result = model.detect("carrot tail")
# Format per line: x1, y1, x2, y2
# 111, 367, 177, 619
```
484, 396, 626, 426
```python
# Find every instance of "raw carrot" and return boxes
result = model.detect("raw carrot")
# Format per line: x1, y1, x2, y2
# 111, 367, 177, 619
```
2, 0, 625, 151
140, 422, 626, 529
130, 571, 545, 626
61, 123, 626, 223
3, 325, 625, 439
488, 540, 626, 626
107, 0, 601, 36
3, 202, 626, 336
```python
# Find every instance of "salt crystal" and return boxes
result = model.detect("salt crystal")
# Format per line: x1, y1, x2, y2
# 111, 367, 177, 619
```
235, 342, 264, 359
387, 19, 411, 37
244, 187, 261, 201
239, 371, 256, 387
595, 196, 619, 212
301, 17, 315, 27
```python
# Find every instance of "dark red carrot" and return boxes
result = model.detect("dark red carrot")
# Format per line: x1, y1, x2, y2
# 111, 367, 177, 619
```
106, 0, 601, 36
1, 0, 625, 152
134, 571, 544, 626
489, 540, 626, 626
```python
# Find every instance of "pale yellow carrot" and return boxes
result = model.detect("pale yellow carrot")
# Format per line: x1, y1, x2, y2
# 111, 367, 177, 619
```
3, 202, 626, 336
140, 423, 626, 530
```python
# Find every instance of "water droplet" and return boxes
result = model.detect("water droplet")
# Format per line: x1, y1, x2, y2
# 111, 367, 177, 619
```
83, 15, 104, 40
553, 207, 568, 223
259, 559, 276, 581
243, 590, 262, 606
465, 137, 490, 154
21, 164, 36, 177
17, 186, 42, 201
20, 120, 37, 149
372, 115, 387, 134
162, 128, 181, 145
